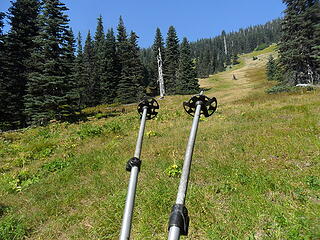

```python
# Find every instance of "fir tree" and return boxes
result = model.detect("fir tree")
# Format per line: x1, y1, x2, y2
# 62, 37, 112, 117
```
101, 28, 119, 103
129, 31, 145, 99
116, 17, 137, 103
24, 0, 78, 125
176, 37, 199, 94
266, 55, 276, 81
59, 28, 81, 121
75, 32, 86, 107
164, 26, 180, 95
1, 0, 40, 129
82, 31, 95, 106
0, 12, 7, 129
92, 15, 105, 105
279, 0, 320, 85
311, 1, 320, 81
232, 54, 240, 65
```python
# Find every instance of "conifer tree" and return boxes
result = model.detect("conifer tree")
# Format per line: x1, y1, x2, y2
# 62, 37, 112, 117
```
1, 0, 40, 129
311, 1, 320, 80
116, 17, 137, 103
101, 28, 119, 103
176, 37, 199, 94
266, 55, 276, 81
25, 0, 78, 125
92, 15, 105, 105
232, 54, 240, 65
0, 12, 7, 129
279, 0, 320, 85
129, 31, 145, 99
59, 28, 81, 121
82, 31, 95, 106
164, 26, 180, 95
75, 32, 86, 107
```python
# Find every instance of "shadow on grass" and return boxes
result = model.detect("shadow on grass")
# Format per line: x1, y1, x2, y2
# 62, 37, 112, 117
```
0, 204, 10, 217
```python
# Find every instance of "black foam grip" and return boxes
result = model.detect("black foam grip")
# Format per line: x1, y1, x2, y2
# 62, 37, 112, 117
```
168, 204, 189, 236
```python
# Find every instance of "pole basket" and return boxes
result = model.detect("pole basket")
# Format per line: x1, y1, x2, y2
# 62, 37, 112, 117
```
183, 94, 217, 117
137, 98, 159, 120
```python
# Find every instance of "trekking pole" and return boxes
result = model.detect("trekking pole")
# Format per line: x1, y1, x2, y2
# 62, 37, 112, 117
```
120, 98, 159, 240
167, 92, 217, 240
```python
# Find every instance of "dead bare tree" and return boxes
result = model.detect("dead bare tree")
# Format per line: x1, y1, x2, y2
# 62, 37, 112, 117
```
157, 48, 165, 98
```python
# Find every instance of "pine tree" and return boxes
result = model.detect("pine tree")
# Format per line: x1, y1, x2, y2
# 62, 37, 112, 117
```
59, 28, 81, 121
232, 54, 240, 65
75, 32, 86, 107
82, 31, 95, 106
164, 26, 180, 95
101, 28, 119, 103
311, 1, 320, 82
0, 0, 40, 129
279, 0, 320, 85
0, 12, 8, 129
129, 31, 145, 100
176, 37, 199, 94
92, 15, 105, 105
116, 17, 137, 103
266, 55, 276, 81
24, 0, 78, 125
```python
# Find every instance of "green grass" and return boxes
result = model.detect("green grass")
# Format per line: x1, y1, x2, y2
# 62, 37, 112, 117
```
244, 44, 278, 58
0, 47, 319, 239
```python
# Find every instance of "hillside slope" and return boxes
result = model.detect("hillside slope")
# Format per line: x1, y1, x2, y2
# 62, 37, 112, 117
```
0, 46, 319, 240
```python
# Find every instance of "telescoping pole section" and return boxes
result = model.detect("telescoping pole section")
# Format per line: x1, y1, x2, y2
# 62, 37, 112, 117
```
168, 92, 217, 240
120, 98, 159, 240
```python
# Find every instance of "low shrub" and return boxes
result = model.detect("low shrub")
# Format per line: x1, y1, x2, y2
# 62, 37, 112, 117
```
266, 85, 297, 94
77, 124, 103, 139
103, 121, 123, 134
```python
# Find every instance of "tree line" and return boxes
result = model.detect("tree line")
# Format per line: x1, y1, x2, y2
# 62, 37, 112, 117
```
0, 0, 199, 130
141, 19, 282, 79
267, 0, 320, 86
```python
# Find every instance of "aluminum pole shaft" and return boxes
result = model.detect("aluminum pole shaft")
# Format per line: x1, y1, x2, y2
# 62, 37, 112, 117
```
168, 103, 202, 240
120, 107, 148, 240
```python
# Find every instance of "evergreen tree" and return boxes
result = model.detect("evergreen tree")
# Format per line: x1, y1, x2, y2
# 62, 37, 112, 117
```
311, 1, 320, 80
75, 32, 86, 107
92, 15, 105, 105
59, 28, 81, 121
232, 54, 240, 65
266, 55, 276, 80
0, 0, 40, 129
164, 26, 180, 94
151, 28, 165, 89
279, 0, 320, 85
0, 12, 7, 129
176, 37, 199, 94
101, 28, 119, 103
129, 31, 144, 99
82, 31, 95, 106
116, 17, 137, 103
25, 0, 78, 125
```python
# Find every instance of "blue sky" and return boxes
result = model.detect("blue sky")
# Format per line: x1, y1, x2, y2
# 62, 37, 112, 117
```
0, 0, 285, 48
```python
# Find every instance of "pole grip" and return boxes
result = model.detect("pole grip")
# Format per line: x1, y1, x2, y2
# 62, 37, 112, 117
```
168, 204, 189, 236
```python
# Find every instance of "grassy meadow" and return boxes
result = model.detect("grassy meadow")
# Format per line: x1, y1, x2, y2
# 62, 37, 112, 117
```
0, 46, 319, 239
